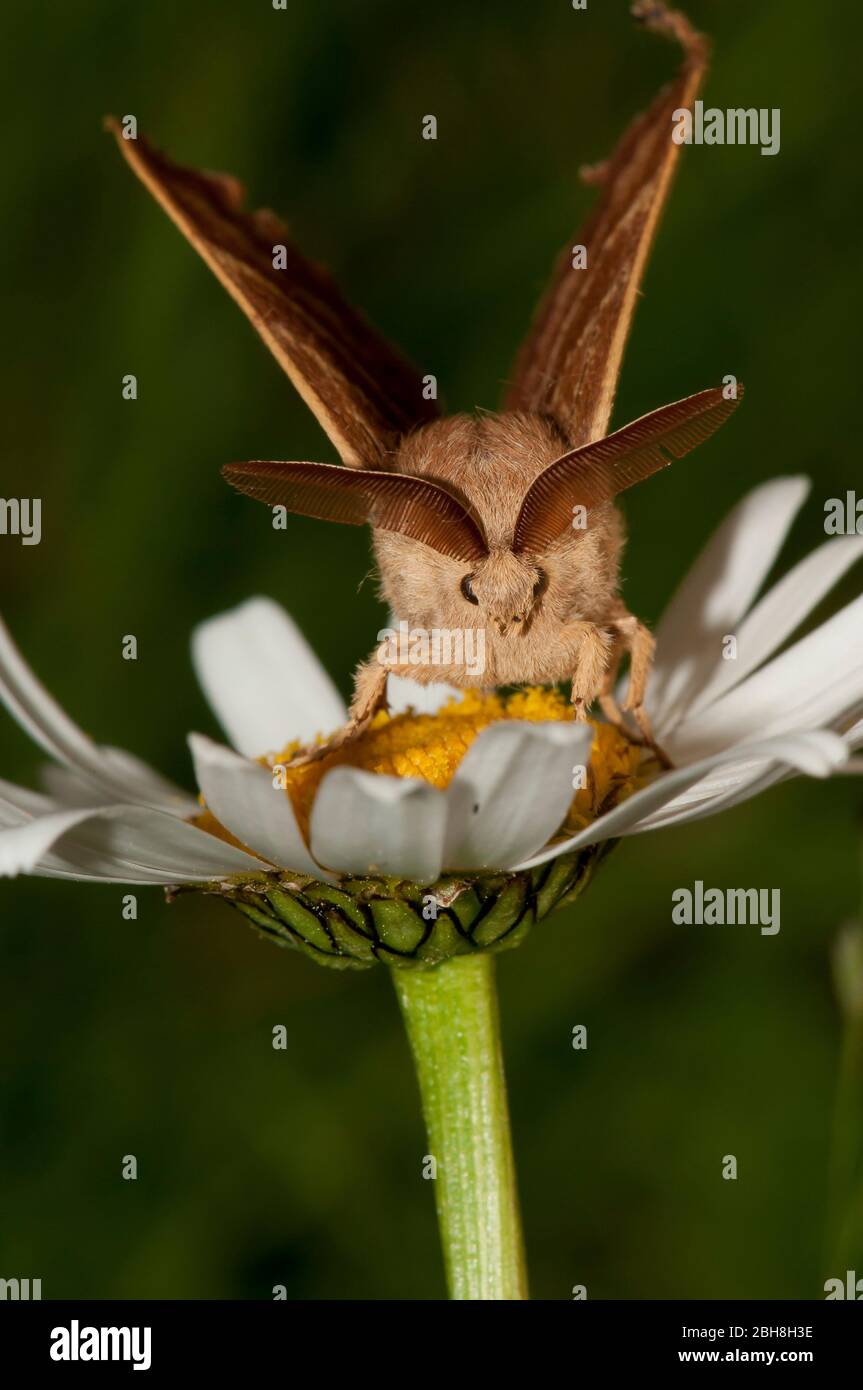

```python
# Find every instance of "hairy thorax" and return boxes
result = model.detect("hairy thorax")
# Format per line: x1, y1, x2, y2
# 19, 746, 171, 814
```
374, 411, 626, 688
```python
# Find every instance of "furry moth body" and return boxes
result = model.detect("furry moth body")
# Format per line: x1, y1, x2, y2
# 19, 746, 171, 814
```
109, 3, 739, 760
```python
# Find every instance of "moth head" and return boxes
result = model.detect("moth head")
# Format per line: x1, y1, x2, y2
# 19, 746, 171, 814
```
460, 549, 544, 637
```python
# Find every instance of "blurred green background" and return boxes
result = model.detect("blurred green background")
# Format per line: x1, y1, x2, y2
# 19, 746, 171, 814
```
2, 0, 862, 1299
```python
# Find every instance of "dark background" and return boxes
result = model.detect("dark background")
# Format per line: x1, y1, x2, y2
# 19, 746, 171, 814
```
2, 0, 862, 1298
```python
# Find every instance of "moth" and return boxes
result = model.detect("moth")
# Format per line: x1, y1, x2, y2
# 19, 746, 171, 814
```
109, 2, 739, 764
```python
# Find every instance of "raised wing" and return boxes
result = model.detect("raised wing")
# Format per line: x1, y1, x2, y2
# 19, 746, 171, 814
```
107, 119, 437, 468
504, 3, 708, 447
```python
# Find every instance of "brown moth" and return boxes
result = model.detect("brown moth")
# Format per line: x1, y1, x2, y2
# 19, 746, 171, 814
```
108, 2, 740, 764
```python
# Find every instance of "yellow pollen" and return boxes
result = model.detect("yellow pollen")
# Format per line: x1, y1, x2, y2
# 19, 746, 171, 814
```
194, 690, 642, 859
238, 688, 641, 850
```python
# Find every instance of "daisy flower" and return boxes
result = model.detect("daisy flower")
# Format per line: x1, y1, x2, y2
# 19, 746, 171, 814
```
1, 476, 860, 973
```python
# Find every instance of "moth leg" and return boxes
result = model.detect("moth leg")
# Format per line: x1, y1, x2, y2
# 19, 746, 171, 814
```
567, 623, 613, 721
288, 647, 389, 766
597, 628, 628, 729
564, 624, 613, 811
616, 612, 672, 768
348, 653, 391, 727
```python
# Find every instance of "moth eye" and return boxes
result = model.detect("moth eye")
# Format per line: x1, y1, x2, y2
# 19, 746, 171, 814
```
461, 574, 479, 605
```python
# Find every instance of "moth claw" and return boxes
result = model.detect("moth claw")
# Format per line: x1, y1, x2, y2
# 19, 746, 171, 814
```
627, 706, 672, 769
286, 697, 385, 766
287, 723, 359, 767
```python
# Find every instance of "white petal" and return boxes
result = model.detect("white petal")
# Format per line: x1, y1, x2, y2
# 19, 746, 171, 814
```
516, 730, 847, 870
667, 594, 863, 761
0, 802, 269, 882
633, 731, 848, 831
38, 752, 195, 816
188, 732, 326, 877
843, 717, 863, 750
614, 762, 788, 835
0, 787, 131, 880
386, 672, 461, 716
648, 478, 810, 731
309, 768, 446, 883
684, 536, 863, 719
794, 682, 863, 746
192, 597, 347, 758
0, 807, 116, 877
79, 807, 271, 880
26, 861, 154, 883
633, 766, 790, 830
0, 775, 54, 817
98, 747, 198, 815
37, 825, 238, 886
0, 614, 192, 812
40, 763, 112, 806
0, 613, 109, 774
443, 720, 593, 870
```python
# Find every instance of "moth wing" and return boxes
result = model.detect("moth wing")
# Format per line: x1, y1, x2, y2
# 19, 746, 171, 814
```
504, 3, 708, 447
513, 386, 742, 554
223, 460, 489, 564
107, 120, 437, 469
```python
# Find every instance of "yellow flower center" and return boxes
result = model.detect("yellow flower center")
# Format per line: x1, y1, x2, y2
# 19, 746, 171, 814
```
195, 689, 642, 862
278, 688, 639, 839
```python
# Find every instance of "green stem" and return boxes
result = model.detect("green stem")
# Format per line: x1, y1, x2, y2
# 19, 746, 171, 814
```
393, 953, 528, 1300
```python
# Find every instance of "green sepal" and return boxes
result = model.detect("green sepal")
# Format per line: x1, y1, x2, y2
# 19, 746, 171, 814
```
171, 841, 614, 971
